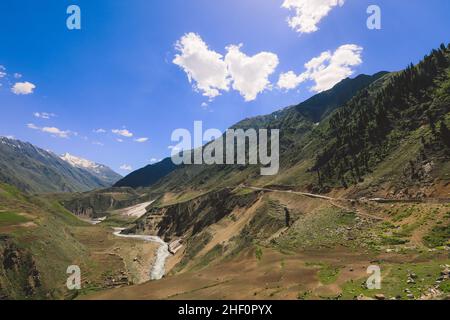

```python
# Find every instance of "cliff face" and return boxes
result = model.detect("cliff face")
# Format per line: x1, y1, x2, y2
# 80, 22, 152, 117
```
0, 236, 43, 300
127, 189, 259, 242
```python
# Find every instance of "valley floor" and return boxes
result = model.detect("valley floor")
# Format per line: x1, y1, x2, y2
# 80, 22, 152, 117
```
84, 246, 449, 300
81, 187, 450, 300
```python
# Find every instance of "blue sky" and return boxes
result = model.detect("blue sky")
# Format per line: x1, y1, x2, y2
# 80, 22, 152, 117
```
0, 0, 449, 174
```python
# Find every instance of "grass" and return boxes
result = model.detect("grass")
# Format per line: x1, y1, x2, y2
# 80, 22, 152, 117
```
305, 262, 341, 285
255, 246, 263, 261
275, 207, 363, 251
391, 207, 415, 222
318, 265, 341, 285
190, 245, 224, 271
380, 235, 408, 245
341, 259, 450, 300
423, 224, 450, 248
0, 211, 30, 226
439, 280, 450, 293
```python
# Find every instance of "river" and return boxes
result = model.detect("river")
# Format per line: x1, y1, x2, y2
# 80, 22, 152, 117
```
113, 228, 170, 280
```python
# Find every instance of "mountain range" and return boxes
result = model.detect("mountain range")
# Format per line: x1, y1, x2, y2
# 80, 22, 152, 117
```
0, 137, 121, 193
0, 44, 449, 300
118, 45, 449, 200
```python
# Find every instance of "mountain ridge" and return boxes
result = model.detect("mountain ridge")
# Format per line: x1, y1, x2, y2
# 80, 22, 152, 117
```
0, 137, 121, 193
116, 72, 389, 189
60, 152, 121, 186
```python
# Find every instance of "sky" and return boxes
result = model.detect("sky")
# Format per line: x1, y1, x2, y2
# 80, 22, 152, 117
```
0, 0, 449, 175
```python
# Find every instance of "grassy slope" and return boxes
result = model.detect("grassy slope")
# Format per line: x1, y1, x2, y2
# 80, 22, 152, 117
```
0, 183, 159, 299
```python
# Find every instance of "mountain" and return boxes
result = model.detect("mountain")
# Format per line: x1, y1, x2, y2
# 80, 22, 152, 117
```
118, 72, 388, 190
87, 45, 450, 300
2, 45, 449, 301
60, 153, 121, 187
125, 45, 450, 199
114, 157, 178, 188
0, 137, 121, 193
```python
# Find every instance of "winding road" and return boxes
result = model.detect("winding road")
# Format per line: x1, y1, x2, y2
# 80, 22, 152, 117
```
241, 185, 386, 221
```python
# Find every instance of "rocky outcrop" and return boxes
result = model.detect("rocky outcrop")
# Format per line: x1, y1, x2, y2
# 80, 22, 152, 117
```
126, 188, 259, 242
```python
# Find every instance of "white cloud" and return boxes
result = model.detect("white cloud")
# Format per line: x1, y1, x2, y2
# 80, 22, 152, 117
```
174, 33, 279, 102
225, 45, 279, 101
116, 138, 124, 143
27, 123, 71, 138
14, 73, 22, 79
120, 164, 132, 171
150, 158, 158, 163
173, 33, 230, 99
92, 141, 104, 146
33, 112, 56, 119
26, 123, 39, 130
278, 44, 363, 92
93, 128, 106, 133
277, 70, 308, 91
41, 127, 70, 138
112, 129, 133, 138
282, 0, 345, 34
134, 137, 149, 143
12, 81, 36, 95
201, 102, 208, 108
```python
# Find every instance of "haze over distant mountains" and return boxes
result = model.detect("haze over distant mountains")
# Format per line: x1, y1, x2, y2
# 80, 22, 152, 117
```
0, 137, 121, 193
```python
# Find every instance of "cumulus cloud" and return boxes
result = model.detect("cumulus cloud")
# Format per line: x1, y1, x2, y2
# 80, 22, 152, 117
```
27, 123, 71, 138
277, 70, 308, 91
112, 129, 133, 138
120, 164, 132, 171
282, 0, 345, 34
12, 82, 36, 95
173, 33, 279, 102
134, 137, 149, 143
225, 45, 279, 101
33, 112, 56, 119
93, 128, 106, 133
173, 33, 230, 99
278, 44, 363, 93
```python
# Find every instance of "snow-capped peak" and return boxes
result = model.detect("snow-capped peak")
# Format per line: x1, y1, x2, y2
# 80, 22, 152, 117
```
60, 153, 101, 171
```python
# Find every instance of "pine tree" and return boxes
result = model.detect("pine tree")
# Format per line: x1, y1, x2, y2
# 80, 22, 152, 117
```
440, 122, 450, 147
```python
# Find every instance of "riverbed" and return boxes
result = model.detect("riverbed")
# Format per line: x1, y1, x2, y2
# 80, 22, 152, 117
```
113, 228, 170, 280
